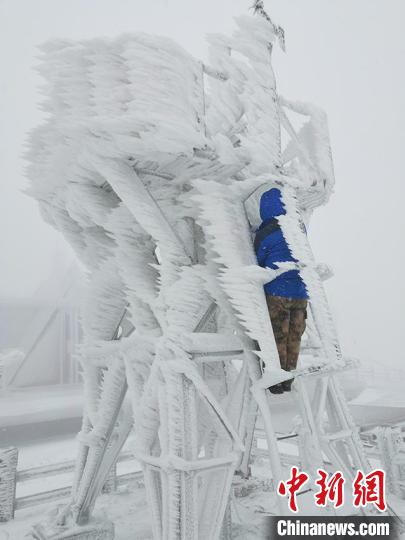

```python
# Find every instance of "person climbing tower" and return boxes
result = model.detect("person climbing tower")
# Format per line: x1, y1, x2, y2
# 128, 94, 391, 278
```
245, 183, 309, 394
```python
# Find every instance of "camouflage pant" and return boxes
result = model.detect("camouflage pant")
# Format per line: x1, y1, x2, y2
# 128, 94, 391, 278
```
266, 295, 308, 371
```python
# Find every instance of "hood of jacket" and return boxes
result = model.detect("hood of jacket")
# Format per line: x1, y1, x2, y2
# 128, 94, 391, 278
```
244, 183, 285, 231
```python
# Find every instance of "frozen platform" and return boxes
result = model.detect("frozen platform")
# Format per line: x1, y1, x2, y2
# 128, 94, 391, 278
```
0, 384, 83, 428
349, 388, 405, 428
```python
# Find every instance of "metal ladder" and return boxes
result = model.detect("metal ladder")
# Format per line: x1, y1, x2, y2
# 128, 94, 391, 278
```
193, 176, 380, 517
251, 183, 380, 516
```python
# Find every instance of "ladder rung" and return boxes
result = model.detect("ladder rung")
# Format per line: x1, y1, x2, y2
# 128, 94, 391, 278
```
255, 429, 298, 442
296, 488, 312, 497
277, 433, 299, 441
192, 349, 244, 362
292, 357, 355, 381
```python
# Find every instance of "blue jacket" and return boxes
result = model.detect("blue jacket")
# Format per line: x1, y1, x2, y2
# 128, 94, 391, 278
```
253, 188, 308, 299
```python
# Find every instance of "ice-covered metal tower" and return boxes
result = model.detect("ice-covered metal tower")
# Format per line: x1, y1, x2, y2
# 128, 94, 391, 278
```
27, 6, 373, 539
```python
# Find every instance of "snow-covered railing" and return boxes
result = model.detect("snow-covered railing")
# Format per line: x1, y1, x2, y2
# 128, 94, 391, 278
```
1, 429, 316, 522
0, 448, 18, 522
0, 447, 142, 521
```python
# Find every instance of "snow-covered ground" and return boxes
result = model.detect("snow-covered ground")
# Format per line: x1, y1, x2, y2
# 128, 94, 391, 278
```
4, 444, 405, 540
345, 364, 405, 428
1, 480, 152, 540
2, 364, 405, 539
2, 430, 271, 539
0, 432, 148, 539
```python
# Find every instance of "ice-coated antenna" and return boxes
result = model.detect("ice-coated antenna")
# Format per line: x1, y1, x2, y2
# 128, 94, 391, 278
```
251, 0, 271, 21
251, 0, 286, 51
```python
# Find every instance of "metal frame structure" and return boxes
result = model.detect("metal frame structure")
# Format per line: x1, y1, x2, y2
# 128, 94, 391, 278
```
25, 7, 380, 540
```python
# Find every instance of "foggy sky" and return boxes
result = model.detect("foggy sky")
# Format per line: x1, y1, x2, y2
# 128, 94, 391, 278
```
0, 0, 404, 367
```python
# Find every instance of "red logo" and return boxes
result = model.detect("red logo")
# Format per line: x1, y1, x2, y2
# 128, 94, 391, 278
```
353, 469, 386, 512
277, 468, 386, 513
277, 466, 310, 512
314, 469, 345, 508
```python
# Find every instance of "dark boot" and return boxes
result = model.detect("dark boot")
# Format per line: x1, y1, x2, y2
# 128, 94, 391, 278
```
282, 379, 293, 392
269, 383, 284, 394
